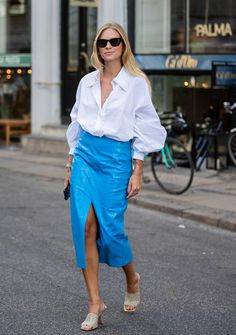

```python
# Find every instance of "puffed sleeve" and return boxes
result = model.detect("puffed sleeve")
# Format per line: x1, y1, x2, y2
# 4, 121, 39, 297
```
66, 82, 82, 155
132, 78, 167, 160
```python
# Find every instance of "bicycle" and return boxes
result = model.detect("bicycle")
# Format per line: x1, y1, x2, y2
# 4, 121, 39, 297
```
193, 116, 222, 171
149, 112, 194, 195
223, 102, 236, 166
193, 102, 236, 170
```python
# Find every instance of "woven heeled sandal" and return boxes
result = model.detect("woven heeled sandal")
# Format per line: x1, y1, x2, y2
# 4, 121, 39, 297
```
80, 305, 107, 331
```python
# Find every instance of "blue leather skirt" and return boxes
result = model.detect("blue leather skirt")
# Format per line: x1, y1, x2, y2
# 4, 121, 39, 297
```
70, 129, 133, 269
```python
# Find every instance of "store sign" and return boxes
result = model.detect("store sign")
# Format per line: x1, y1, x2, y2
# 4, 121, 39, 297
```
70, 0, 98, 7
165, 55, 198, 69
194, 23, 233, 37
214, 66, 236, 86
135, 54, 236, 71
0, 54, 31, 67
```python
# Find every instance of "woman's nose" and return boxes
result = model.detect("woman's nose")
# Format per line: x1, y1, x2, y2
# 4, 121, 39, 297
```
105, 41, 112, 48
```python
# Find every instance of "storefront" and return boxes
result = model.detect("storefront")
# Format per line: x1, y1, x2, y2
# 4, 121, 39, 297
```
61, 0, 98, 124
0, 0, 31, 120
129, 0, 236, 128
60, 0, 126, 124
26, 0, 125, 143
136, 54, 236, 127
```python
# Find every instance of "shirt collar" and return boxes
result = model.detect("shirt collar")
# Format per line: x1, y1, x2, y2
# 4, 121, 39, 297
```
84, 67, 132, 92
112, 67, 132, 91
84, 70, 100, 88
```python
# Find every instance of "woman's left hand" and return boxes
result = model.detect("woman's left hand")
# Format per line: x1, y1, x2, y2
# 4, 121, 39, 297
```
126, 172, 142, 199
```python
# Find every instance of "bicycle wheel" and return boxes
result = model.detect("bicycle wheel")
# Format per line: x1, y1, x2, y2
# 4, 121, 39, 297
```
151, 137, 194, 195
228, 131, 236, 165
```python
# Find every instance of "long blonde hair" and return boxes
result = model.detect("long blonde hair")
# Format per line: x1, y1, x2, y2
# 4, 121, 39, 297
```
91, 22, 151, 90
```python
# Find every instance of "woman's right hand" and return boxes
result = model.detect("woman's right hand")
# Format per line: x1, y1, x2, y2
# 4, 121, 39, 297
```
64, 168, 71, 188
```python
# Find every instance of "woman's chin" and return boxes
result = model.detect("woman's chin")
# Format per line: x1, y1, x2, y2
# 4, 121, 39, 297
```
103, 56, 120, 64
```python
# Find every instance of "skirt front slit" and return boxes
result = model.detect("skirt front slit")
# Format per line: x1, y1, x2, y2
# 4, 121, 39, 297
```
70, 129, 133, 269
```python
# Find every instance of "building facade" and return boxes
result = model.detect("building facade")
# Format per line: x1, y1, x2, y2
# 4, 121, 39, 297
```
0, 0, 126, 137
0, 0, 31, 121
1, 0, 235, 153
31, 0, 126, 135
130, 0, 236, 127
30, 0, 236, 137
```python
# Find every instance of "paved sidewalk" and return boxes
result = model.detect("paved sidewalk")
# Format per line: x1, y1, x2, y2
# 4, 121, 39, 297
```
0, 145, 236, 231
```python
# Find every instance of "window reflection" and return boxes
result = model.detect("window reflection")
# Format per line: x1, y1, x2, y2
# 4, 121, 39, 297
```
67, 6, 97, 73
171, 0, 185, 53
87, 7, 97, 57
0, 70, 30, 119
189, 0, 236, 53
134, 0, 236, 54
68, 6, 79, 71
135, 0, 186, 54
135, 0, 171, 53
149, 74, 212, 125
0, 0, 31, 53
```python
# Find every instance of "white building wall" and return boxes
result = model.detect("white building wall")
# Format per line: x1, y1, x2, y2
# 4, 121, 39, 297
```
98, 0, 127, 31
31, 0, 61, 134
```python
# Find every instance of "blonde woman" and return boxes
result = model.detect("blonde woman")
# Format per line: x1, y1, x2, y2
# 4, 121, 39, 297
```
64, 22, 166, 331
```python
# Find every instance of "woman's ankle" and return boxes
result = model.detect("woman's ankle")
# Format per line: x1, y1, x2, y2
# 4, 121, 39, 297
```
89, 298, 101, 306
126, 272, 140, 292
88, 299, 105, 314
127, 272, 139, 285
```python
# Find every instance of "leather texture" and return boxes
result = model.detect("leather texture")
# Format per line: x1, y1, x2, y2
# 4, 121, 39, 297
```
70, 130, 133, 269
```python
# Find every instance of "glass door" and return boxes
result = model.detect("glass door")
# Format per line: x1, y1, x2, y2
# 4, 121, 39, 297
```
61, 1, 97, 124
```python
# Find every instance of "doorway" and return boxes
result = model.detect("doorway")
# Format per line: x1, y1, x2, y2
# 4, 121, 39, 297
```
61, 1, 97, 124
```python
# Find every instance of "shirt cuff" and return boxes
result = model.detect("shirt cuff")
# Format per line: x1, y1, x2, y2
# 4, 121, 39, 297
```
132, 150, 145, 161
69, 147, 75, 155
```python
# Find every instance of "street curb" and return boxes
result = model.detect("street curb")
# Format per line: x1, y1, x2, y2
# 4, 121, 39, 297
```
129, 198, 236, 232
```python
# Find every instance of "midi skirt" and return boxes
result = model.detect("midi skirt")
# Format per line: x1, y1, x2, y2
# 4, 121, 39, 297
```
70, 129, 133, 269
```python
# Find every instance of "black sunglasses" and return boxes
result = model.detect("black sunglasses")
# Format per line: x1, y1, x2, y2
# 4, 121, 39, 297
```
97, 37, 122, 48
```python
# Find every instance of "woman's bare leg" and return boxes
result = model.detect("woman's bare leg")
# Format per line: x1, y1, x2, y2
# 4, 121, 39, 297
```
122, 262, 140, 311
82, 205, 105, 316
123, 262, 140, 292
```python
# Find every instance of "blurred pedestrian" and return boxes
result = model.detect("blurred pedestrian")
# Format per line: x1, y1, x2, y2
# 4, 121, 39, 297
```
64, 22, 166, 331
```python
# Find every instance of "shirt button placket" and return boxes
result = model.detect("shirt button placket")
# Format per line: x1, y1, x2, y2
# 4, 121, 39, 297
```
94, 107, 103, 136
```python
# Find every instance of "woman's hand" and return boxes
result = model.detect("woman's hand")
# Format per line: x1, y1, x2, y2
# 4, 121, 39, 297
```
126, 159, 143, 199
64, 168, 71, 188
64, 155, 73, 189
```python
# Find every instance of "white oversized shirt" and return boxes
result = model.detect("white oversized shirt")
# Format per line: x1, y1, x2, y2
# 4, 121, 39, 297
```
66, 67, 166, 160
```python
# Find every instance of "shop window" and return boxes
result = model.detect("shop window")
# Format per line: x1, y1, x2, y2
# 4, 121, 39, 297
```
171, 0, 185, 53
189, 0, 236, 53
68, 6, 79, 71
87, 7, 97, 57
67, 6, 97, 72
135, 0, 171, 53
135, 0, 187, 54
0, 68, 30, 119
148, 74, 213, 126
0, 0, 31, 53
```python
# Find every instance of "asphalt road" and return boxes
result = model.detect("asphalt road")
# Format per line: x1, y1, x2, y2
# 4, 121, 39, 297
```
0, 168, 236, 335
